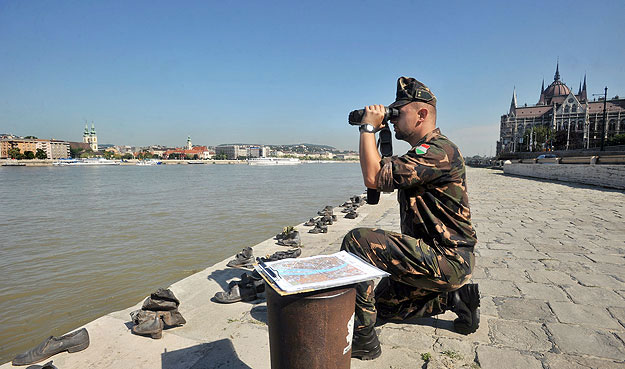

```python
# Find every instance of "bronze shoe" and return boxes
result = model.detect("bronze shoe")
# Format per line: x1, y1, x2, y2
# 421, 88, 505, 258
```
132, 316, 164, 339
12, 328, 89, 365
159, 310, 187, 327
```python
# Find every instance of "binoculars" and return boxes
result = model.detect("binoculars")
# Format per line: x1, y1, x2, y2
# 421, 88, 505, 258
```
348, 107, 399, 125
347, 106, 397, 205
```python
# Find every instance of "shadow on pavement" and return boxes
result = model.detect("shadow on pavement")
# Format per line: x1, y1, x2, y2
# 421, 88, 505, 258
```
161, 339, 252, 369
497, 171, 625, 194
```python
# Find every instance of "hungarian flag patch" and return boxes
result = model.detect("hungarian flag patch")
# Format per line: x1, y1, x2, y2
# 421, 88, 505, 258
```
415, 144, 430, 155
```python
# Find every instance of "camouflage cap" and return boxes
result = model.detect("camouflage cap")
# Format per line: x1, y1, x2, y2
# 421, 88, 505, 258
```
388, 76, 437, 108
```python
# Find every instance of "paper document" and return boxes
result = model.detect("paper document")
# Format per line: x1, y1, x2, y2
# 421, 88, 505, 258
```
255, 251, 389, 295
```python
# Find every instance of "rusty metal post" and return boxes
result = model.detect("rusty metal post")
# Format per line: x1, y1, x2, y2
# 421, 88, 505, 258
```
266, 285, 356, 369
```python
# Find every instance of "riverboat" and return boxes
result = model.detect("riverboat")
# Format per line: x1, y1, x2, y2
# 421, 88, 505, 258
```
53, 158, 120, 166
248, 158, 301, 166
136, 159, 162, 166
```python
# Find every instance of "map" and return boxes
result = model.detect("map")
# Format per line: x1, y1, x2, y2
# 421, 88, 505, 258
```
256, 251, 388, 295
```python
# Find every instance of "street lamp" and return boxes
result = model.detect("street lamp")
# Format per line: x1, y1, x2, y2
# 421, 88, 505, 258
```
592, 87, 608, 151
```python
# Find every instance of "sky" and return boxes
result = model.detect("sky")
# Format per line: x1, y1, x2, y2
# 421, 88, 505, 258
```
1, 0, 623, 156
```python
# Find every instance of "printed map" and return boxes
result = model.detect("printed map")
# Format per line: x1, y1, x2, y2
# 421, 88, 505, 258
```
257, 251, 388, 294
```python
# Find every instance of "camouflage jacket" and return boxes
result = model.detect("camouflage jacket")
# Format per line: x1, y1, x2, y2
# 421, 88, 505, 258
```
377, 128, 477, 250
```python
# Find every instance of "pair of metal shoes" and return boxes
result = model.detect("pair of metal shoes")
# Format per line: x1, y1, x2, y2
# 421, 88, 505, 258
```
131, 288, 186, 339
259, 247, 301, 262
130, 309, 187, 339
277, 231, 301, 247
213, 271, 265, 304
275, 226, 296, 240
344, 210, 358, 219
308, 224, 328, 234
226, 247, 254, 267
12, 328, 89, 366
317, 205, 334, 216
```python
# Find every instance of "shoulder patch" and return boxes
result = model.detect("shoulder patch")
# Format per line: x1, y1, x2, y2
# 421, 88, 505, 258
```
415, 144, 430, 155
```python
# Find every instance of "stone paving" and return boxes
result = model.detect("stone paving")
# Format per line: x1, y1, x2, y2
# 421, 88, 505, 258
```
2, 167, 625, 368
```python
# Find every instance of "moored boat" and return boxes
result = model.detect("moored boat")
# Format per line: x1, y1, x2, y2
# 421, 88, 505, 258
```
248, 158, 301, 166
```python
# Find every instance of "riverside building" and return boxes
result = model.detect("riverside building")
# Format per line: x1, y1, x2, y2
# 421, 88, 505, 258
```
0, 138, 70, 159
497, 63, 625, 154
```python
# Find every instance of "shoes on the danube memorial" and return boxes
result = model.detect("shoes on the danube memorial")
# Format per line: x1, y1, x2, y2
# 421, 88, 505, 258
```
213, 281, 263, 304
351, 328, 381, 360
447, 283, 480, 335
275, 226, 296, 240
24, 360, 57, 369
260, 248, 302, 262
277, 231, 301, 247
142, 296, 178, 311
132, 316, 164, 339
12, 328, 90, 365
308, 225, 327, 234
304, 218, 318, 226
227, 247, 254, 267
345, 210, 358, 219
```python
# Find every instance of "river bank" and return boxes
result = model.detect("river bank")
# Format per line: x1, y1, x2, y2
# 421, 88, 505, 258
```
0, 159, 359, 166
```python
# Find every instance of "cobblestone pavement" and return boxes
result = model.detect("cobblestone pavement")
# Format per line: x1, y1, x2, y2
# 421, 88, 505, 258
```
350, 168, 625, 369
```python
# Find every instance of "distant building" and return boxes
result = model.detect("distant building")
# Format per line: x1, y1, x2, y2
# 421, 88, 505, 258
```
216, 145, 247, 159
498, 62, 625, 154
0, 138, 69, 159
83, 123, 98, 151
163, 146, 212, 159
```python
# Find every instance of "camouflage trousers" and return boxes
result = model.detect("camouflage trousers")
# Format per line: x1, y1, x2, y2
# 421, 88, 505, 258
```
341, 227, 474, 333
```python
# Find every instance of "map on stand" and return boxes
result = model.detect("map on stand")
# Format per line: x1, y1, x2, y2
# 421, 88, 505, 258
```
255, 251, 388, 295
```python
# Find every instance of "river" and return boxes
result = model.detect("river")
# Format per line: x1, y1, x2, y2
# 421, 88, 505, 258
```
0, 162, 364, 363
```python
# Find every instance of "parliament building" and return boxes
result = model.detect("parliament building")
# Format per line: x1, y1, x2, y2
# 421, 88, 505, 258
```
497, 63, 625, 154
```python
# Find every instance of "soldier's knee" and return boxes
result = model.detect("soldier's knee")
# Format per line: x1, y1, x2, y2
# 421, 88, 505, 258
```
341, 228, 371, 252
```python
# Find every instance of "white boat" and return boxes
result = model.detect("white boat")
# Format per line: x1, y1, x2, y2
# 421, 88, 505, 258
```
248, 158, 301, 166
53, 158, 120, 166
136, 159, 162, 166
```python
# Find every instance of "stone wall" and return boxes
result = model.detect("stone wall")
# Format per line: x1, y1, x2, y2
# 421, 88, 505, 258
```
503, 163, 625, 190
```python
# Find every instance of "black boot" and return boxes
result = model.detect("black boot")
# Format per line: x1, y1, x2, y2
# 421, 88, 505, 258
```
351, 328, 381, 360
447, 283, 480, 335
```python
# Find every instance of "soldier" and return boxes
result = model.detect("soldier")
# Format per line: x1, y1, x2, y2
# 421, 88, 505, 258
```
344, 77, 480, 360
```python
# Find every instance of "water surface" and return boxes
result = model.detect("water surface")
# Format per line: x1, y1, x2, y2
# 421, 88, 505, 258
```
0, 163, 363, 363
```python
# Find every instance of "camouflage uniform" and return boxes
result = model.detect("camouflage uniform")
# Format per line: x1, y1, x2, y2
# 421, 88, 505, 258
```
341, 128, 477, 333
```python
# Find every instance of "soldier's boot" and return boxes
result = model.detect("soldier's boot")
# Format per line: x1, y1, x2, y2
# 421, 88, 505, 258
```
351, 327, 381, 360
447, 283, 480, 335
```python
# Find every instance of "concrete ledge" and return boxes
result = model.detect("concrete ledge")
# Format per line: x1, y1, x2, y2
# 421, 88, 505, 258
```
503, 163, 625, 190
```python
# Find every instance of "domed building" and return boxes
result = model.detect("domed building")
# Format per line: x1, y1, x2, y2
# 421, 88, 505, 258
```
497, 62, 625, 154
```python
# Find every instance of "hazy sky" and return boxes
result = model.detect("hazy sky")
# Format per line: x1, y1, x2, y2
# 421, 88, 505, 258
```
1, 0, 623, 156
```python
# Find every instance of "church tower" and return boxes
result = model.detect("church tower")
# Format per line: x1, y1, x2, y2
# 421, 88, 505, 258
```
186, 136, 192, 150
90, 123, 98, 152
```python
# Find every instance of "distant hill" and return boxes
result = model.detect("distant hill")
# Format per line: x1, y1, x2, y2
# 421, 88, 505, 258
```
216, 143, 338, 151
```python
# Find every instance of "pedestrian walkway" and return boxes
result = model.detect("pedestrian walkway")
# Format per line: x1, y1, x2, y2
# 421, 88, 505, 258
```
3, 168, 624, 368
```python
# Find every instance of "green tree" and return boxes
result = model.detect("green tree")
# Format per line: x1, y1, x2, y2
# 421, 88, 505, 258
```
122, 153, 134, 160
608, 133, 625, 146
193, 154, 199, 160
35, 148, 48, 159
23, 150, 35, 159
8, 147, 21, 159
214, 153, 227, 160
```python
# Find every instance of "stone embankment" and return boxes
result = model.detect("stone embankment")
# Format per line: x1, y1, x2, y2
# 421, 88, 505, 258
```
504, 162, 625, 190
2, 168, 625, 368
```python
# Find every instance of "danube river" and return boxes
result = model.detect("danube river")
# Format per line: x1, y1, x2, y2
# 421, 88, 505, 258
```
0, 163, 364, 363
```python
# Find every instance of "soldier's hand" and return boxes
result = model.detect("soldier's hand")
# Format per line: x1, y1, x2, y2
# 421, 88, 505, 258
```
362, 104, 387, 131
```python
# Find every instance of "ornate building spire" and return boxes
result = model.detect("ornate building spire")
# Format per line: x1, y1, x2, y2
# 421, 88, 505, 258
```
554, 60, 561, 82
509, 87, 517, 114
580, 74, 587, 102
538, 80, 546, 105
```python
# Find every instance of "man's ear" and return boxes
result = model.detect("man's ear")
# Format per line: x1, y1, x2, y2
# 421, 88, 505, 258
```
417, 107, 428, 122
